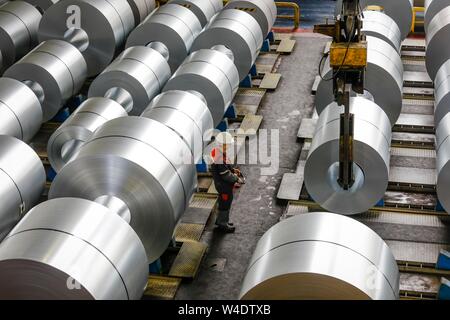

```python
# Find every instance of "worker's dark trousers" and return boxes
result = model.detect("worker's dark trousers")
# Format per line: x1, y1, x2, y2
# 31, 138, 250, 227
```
216, 192, 233, 226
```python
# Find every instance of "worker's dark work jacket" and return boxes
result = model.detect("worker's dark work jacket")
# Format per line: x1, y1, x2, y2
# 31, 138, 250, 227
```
210, 149, 238, 211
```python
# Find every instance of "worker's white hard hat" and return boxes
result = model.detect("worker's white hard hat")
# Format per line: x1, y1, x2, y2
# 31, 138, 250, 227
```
215, 132, 235, 146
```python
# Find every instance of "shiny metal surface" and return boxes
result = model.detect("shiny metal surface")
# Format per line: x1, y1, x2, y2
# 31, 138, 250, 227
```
305, 97, 392, 215
192, 9, 263, 81
240, 212, 399, 300
335, 0, 413, 40
169, 0, 222, 27
163, 49, 239, 126
361, 10, 402, 52
0, 1, 41, 74
0, 135, 45, 241
39, 0, 135, 77
47, 97, 127, 172
50, 117, 196, 262
316, 36, 403, 126
0, 198, 148, 299
426, 6, 450, 80
142, 90, 214, 163
126, 4, 202, 72
425, 0, 449, 31
4, 40, 87, 122
89, 46, 171, 115
127, 0, 156, 26
433, 59, 450, 127
23, 0, 59, 11
435, 113, 450, 213
224, 0, 277, 37
0, 78, 42, 141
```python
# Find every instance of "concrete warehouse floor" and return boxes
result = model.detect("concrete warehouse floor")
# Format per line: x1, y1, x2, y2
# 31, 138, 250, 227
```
176, 32, 329, 300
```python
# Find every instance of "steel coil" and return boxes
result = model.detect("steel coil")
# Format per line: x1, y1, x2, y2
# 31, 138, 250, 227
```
316, 36, 403, 126
39, 0, 135, 77
240, 212, 399, 300
0, 78, 42, 142
4, 40, 87, 122
47, 97, 127, 172
224, 0, 277, 37
304, 97, 391, 215
49, 116, 196, 262
163, 48, 239, 127
0, 198, 148, 299
141, 90, 214, 163
22, 0, 59, 11
433, 59, 450, 127
89, 46, 171, 115
127, 0, 156, 26
426, 6, 450, 80
425, 0, 449, 31
126, 4, 202, 73
0, 135, 45, 241
169, 0, 222, 27
361, 10, 402, 52
192, 9, 263, 81
435, 113, 450, 213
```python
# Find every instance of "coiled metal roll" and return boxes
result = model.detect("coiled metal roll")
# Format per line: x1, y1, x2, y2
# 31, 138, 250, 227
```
426, 6, 450, 80
304, 97, 391, 215
23, 0, 59, 12
89, 46, 171, 115
0, 78, 42, 142
361, 10, 402, 52
0, 1, 42, 73
49, 116, 196, 262
47, 97, 127, 172
425, 0, 449, 31
126, 4, 202, 72
223, 0, 277, 37
0, 135, 45, 241
316, 36, 403, 126
240, 212, 399, 300
192, 9, 263, 81
39, 0, 135, 77
433, 59, 450, 127
163, 48, 239, 127
169, 0, 223, 27
127, 0, 156, 26
142, 90, 214, 163
0, 198, 148, 299
435, 113, 450, 213
335, 0, 412, 40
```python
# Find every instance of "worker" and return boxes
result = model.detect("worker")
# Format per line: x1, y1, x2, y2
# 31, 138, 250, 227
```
210, 132, 245, 233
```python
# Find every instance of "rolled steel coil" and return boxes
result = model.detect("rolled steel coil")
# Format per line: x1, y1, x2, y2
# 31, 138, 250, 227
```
126, 4, 202, 73
240, 212, 399, 300
22, 0, 59, 12
39, 0, 135, 77
361, 10, 402, 52
0, 135, 45, 241
316, 36, 403, 126
426, 6, 450, 80
425, 0, 449, 31
4, 39, 87, 122
0, 198, 148, 299
169, 0, 223, 27
192, 9, 263, 81
0, 1, 42, 74
89, 46, 171, 115
304, 97, 391, 215
163, 48, 239, 127
0, 78, 42, 142
127, 0, 156, 26
49, 116, 196, 262
435, 113, 450, 213
47, 97, 127, 172
335, 0, 413, 40
223, 0, 277, 37
141, 90, 214, 164
433, 59, 450, 127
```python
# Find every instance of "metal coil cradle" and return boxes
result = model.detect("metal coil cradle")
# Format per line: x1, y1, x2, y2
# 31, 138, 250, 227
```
0, 1, 42, 74
0, 135, 45, 241
240, 212, 399, 300
316, 36, 403, 126
305, 97, 392, 215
